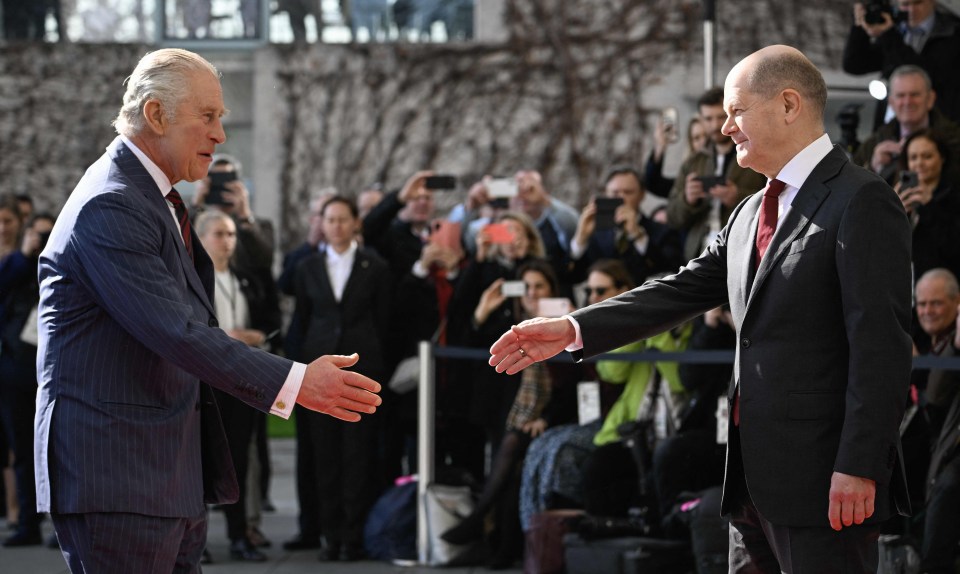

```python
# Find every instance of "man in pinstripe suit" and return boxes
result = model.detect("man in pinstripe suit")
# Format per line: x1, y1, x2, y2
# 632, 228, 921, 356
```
34, 49, 382, 573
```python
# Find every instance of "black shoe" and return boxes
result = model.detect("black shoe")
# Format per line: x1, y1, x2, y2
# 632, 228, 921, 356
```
3, 529, 43, 547
317, 542, 341, 562
200, 547, 214, 564
229, 539, 267, 562
283, 534, 321, 550
261, 498, 277, 512
46, 533, 59, 549
340, 541, 365, 562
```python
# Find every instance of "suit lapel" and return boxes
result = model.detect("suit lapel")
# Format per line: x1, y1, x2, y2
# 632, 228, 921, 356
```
746, 147, 844, 306
110, 140, 216, 317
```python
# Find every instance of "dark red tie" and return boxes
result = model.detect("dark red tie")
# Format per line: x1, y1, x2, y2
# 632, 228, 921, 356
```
735, 179, 787, 427
755, 179, 786, 268
167, 189, 194, 260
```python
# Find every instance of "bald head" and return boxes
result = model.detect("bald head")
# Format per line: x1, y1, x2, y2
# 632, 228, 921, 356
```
736, 45, 827, 121
722, 45, 827, 178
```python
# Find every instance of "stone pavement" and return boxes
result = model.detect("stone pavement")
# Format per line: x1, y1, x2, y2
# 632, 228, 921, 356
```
0, 439, 520, 574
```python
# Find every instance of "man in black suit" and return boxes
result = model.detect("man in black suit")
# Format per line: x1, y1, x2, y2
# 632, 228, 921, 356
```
489, 45, 913, 572
569, 166, 684, 285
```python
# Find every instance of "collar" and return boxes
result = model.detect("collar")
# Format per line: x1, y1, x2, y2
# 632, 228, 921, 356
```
774, 133, 833, 191
902, 12, 935, 35
325, 240, 358, 263
119, 135, 173, 199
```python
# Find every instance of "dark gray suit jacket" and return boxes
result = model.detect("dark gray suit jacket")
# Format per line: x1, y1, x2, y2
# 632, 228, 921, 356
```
35, 138, 292, 517
572, 146, 913, 527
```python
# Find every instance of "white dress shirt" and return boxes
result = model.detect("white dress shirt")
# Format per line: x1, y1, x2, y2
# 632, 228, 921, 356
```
325, 240, 358, 302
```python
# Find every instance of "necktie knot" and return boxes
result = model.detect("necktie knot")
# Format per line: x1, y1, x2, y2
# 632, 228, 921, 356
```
765, 178, 786, 198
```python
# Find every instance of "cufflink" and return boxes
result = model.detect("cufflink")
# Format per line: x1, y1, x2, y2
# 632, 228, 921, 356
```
276, 400, 286, 410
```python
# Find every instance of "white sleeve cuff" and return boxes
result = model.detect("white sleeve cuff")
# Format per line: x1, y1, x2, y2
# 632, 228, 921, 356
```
411, 260, 430, 279
270, 362, 307, 418
564, 315, 584, 351
633, 234, 650, 255
569, 237, 587, 260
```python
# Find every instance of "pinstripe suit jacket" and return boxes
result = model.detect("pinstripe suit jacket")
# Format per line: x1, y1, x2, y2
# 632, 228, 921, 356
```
34, 137, 291, 517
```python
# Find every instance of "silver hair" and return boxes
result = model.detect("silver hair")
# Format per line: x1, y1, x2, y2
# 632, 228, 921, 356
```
113, 49, 220, 138
890, 65, 933, 92
194, 209, 234, 237
918, 268, 960, 297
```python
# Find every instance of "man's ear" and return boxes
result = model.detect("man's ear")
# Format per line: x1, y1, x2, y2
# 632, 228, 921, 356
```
782, 89, 802, 125
142, 99, 166, 135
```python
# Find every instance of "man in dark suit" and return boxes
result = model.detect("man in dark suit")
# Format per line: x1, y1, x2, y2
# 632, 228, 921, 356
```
34, 48, 382, 573
489, 45, 913, 572
569, 166, 684, 285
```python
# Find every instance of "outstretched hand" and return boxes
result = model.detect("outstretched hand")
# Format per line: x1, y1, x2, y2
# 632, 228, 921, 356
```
488, 317, 576, 375
297, 353, 382, 422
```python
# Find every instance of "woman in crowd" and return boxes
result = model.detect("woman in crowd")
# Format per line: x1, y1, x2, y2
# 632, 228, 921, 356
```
0, 198, 52, 546
895, 128, 960, 281
196, 210, 282, 562
644, 116, 709, 198
518, 259, 634, 532
289, 196, 391, 562
443, 259, 580, 569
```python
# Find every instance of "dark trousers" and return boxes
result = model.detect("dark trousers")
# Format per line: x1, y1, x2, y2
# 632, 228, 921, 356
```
52, 510, 207, 574
727, 427, 880, 574
307, 409, 378, 544
0, 380, 41, 534
582, 441, 639, 517
214, 390, 257, 542
293, 404, 321, 541
921, 455, 960, 573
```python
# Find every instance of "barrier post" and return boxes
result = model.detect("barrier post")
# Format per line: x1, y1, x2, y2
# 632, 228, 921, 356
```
416, 340, 436, 565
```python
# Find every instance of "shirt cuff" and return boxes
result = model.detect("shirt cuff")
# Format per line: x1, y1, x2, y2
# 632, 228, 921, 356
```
564, 315, 584, 351
569, 237, 586, 260
270, 362, 306, 418
411, 260, 430, 279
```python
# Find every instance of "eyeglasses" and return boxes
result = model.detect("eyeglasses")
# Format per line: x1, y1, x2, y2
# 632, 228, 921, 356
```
583, 286, 610, 297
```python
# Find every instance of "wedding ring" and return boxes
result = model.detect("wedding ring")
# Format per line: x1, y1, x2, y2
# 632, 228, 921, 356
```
518, 347, 526, 358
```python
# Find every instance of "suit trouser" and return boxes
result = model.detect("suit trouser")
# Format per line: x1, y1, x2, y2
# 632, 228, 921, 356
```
52, 509, 207, 574
307, 409, 377, 544
726, 426, 880, 574
0, 379, 41, 534
293, 404, 322, 541
921, 455, 960, 573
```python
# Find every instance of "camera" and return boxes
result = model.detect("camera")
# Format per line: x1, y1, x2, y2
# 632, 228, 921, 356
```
864, 0, 892, 25
899, 170, 919, 190
207, 170, 238, 206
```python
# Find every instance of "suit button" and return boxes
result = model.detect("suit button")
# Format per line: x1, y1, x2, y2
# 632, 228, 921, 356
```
741, 338, 751, 349
209, 317, 219, 327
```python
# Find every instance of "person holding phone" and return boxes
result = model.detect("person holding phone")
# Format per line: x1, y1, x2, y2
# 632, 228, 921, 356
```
193, 155, 276, 285
666, 87, 767, 262
895, 128, 960, 281
644, 115, 709, 199
570, 166, 684, 286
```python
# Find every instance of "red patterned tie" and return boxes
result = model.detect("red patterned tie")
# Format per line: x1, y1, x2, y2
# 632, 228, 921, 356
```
167, 189, 194, 260
754, 179, 786, 268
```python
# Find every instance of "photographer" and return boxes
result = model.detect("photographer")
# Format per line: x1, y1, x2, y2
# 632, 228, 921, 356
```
851, 65, 960, 183
843, 0, 960, 125
893, 128, 960, 281
193, 155, 275, 278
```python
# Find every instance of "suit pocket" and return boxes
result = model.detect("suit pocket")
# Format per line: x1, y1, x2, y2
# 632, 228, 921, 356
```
787, 391, 844, 420
786, 231, 826, 256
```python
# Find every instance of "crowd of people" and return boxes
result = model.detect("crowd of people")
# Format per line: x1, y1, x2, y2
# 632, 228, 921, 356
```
2, 3, 960, 570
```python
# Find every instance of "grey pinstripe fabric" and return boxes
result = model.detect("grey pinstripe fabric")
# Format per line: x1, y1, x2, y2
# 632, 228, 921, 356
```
35, 137, 293, 519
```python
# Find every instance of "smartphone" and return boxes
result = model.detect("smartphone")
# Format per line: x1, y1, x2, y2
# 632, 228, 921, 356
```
424, 175, 457, 190
695, 175, 725, 190
594, 197, 624, 231
429, 220, 463, 253
501, 280, 526, 298
538, 297, 572, 317
207, 170, 237, 205
483, 222, 515, 244
899, 170, 919, 189
662, 107, 679, 144
487, 177, 518, 199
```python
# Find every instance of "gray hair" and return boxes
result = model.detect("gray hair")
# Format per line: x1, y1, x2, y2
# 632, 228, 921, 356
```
113, 49, 220, 138
891, 65, 933, 92
748, 50, 828, 119
194, 209, 234, 237
918, 268, 960, 297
